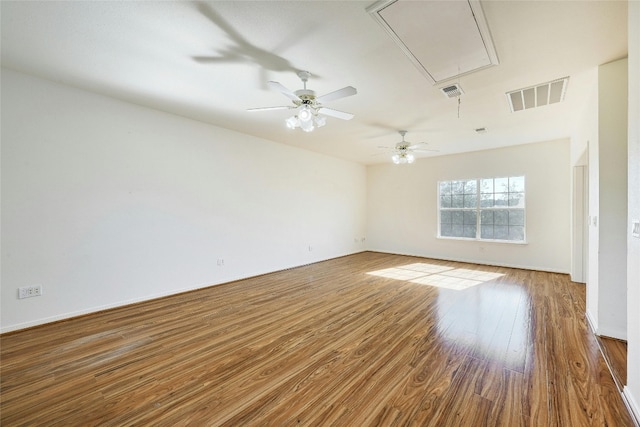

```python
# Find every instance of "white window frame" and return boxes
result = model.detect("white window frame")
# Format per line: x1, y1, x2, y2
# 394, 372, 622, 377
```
437, 176, 526, 243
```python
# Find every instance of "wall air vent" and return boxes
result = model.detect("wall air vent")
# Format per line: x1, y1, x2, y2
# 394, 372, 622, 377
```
506, 77, 569, 112
440, 84, 464, 98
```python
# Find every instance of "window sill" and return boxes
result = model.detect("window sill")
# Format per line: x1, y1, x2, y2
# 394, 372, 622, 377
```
436, 236, 528, 245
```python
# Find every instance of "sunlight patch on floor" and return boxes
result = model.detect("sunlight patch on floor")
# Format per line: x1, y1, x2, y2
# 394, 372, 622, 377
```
367, 263, 504, 290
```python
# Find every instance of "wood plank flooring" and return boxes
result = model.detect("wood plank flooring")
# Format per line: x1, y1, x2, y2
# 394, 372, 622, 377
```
1, 252, 633, 426
597, 335, 627, 392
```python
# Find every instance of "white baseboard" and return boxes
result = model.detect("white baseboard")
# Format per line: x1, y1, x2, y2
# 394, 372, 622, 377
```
623, 386, 640, 427
0, 280, 226, 334
587, 312, 636, 425
0, 250, 366, 334
584, 310, 627, 340
368, 250, 570, 274
586, 310, 598, 334
597, 325, 628, 341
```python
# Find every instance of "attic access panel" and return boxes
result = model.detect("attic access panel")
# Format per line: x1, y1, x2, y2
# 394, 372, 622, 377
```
367, 0, 499, 84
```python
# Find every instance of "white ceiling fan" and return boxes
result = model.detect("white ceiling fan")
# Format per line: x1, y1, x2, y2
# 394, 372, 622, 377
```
248, 70, 357, 132
378, 130, 438, 164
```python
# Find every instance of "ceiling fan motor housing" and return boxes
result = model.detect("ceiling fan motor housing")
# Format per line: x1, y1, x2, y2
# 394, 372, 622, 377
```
295, 89, 316, 102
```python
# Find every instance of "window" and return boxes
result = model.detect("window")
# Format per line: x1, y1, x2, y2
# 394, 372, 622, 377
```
439, 176, 525, 242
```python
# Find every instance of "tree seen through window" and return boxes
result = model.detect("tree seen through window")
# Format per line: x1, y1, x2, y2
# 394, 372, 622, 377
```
439, 176, 525, 242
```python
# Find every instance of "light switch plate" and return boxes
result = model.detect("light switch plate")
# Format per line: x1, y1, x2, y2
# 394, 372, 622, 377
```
632, 220, 640, 238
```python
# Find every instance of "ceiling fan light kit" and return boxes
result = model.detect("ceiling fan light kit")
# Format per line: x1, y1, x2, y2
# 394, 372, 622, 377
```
392, 153, 415, 164
285, 104, 327, 132
249, 70, 356, 133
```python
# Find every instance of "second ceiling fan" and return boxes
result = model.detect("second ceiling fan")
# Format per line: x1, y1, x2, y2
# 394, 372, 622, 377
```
378, 131, 438, 164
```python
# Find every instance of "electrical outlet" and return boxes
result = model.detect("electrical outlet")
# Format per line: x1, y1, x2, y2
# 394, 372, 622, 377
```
18, 285, 42, 299
217, 258, 225, 266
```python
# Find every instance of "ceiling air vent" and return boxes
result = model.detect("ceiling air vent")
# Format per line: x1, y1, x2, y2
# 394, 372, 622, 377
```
440, 84, 464, 98
507, 77, 569, 112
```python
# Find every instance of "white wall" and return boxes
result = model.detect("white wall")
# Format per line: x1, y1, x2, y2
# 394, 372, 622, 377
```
597, 58, 628, 340
588, 137, 601, 329
625, 0, 640, 421
571, 69, 600, 322
570, 165, 587, 283
367, 139, 571, 273
0, 69, 367, 333
569, 70, 597, 285
579, 58, 629, 340
570, 69, 599, 167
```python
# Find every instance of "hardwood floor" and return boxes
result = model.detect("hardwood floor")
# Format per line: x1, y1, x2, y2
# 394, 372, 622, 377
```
1, 252, 633, 426
597, 335, 628, 392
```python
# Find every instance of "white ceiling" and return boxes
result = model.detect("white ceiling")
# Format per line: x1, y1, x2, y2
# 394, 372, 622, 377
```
0, 1, 628, 164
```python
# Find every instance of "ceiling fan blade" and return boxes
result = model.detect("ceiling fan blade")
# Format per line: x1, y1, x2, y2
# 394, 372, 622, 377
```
410, 148, 440, 153
316, 86, 357, 104
407, 142, 429, 149
317, 107, 354, 120
267, 81, 300, 102
247, 106, 295, 112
